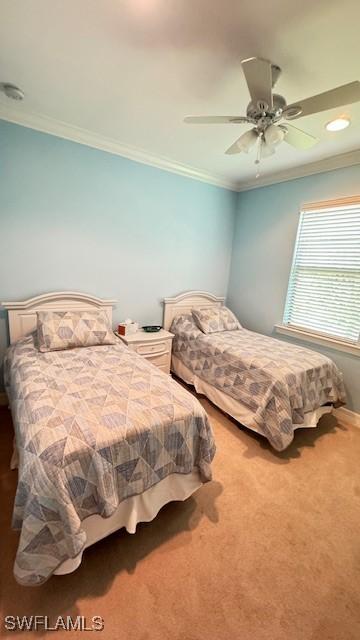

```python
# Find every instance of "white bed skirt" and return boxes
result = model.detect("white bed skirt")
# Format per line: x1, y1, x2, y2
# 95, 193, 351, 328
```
55, 469, 203, 575
11, 442, 203, 576
11, 445, 203, 577
171, 355, 332, 437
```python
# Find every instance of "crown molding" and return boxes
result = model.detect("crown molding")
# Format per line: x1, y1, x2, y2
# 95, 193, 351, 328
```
235, 149, 360, 192
1, 104, 359, 194
0, 104, 238, 192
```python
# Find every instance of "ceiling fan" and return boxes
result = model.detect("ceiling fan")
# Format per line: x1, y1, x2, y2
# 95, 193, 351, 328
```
184, 57, 360, 168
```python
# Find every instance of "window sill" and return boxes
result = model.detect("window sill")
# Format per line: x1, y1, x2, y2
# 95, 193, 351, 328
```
274, 324, 360, 357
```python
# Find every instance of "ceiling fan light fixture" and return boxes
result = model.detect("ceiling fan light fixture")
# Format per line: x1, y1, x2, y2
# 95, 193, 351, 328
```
260, 141, 275, 158
237, 128, 259, 152
264, 124, 285, 147
325, 117, 350, 131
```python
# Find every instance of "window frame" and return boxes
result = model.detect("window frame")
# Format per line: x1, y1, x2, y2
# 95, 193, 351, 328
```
275, 195, 360, 357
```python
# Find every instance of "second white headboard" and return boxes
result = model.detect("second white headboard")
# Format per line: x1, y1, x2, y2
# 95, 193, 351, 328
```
163, 291, 225, 331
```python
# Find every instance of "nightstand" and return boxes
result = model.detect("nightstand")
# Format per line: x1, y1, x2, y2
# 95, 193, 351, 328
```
115, 329, 174, 375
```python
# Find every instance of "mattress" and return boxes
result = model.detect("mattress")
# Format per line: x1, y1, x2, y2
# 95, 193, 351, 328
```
4, 335, 215, 585
171, 315, 346, 451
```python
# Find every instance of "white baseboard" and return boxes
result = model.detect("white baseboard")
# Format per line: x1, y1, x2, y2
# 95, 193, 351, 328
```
0, 392, 8, 406
334, 407, 360, 429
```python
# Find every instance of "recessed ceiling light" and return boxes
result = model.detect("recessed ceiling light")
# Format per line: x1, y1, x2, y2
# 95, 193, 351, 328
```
326, 117, 350, 132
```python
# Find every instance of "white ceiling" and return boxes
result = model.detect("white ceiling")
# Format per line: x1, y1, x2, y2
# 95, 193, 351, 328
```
0, 0, 359, 189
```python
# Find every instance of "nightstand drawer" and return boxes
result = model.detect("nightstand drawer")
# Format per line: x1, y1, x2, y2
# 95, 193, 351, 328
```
136, 341, 168, 356
146, 352, 170, 367
115, 328, 173, 375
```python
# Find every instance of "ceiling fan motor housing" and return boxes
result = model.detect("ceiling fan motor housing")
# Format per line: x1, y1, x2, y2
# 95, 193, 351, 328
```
246, 93, 286, 126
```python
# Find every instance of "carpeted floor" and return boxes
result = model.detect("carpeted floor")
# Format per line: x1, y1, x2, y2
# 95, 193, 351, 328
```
1, 393, 360, 640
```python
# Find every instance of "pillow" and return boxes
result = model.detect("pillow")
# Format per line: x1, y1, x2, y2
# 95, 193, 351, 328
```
191, 306, 241, 334
170, 313, 203, 339
37, 309, 116, 352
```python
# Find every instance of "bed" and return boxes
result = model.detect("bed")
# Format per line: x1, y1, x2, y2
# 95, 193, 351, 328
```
2, 292, 215, 586
163, 291, 346, 452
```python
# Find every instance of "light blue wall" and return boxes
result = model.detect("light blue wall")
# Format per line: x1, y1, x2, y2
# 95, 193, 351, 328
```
227, 165, 360, 412
1, 119, 359, 412
0, 120, 237, 388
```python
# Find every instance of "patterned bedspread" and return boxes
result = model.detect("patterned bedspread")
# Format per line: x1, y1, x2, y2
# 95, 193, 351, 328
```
171, 316, 346, 451
4, 335, 215, 585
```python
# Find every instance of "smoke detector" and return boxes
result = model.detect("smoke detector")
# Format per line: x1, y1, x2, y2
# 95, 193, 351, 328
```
0, 83, 25, 101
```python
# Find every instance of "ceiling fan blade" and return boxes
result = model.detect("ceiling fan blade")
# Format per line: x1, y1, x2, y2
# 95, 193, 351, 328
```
184, 116, 250, 124
284, 81, 360, 120
241, 57, 273, 110
282, 124, 319, 149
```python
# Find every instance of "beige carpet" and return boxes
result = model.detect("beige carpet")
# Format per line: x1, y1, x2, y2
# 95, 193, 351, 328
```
1, 394, 360, 640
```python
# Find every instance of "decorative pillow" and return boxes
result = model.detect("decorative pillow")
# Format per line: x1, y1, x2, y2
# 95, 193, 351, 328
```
191, 306, 241, 334
37, 310, 116, 352
170, 314, 203, 339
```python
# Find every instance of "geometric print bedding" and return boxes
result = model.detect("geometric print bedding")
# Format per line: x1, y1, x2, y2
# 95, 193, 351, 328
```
37, 309, 116, 352
171, 317, 346, 452
4, 335, 215, 585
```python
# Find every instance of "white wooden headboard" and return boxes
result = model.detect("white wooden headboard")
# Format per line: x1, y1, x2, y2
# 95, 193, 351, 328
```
163, 291, 225, 331
2, 292, 117, 344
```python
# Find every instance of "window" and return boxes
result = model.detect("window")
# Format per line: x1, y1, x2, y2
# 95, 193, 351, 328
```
282, 196, 360, 346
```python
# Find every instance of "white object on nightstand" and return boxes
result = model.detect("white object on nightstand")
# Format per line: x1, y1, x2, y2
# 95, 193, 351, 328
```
115, 329, 174, 375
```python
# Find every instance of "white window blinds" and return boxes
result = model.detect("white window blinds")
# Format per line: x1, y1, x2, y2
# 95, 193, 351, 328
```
283, 196, 360, 344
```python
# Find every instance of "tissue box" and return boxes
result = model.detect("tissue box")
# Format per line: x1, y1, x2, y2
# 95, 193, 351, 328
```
117, 322, 138, 336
